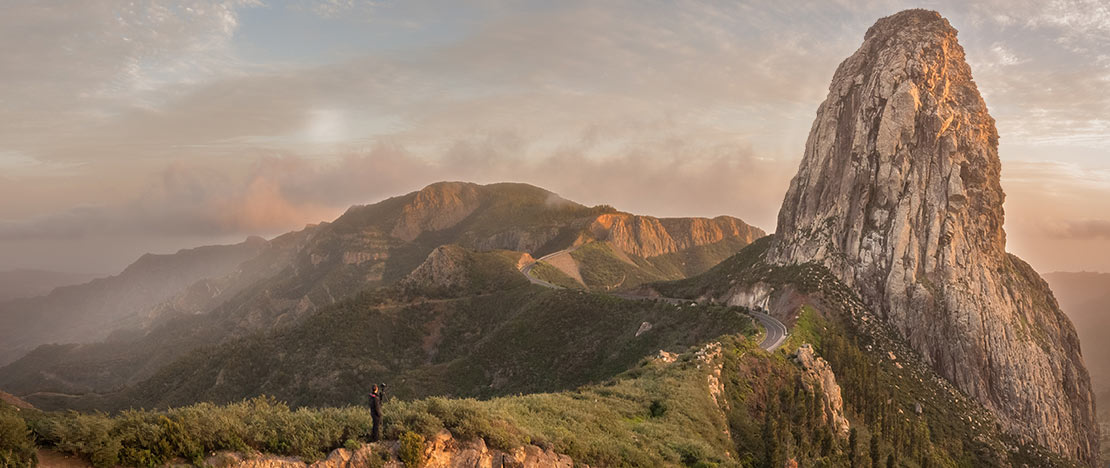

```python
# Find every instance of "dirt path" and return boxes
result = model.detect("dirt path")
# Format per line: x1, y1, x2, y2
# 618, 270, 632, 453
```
37, 450, 91, 468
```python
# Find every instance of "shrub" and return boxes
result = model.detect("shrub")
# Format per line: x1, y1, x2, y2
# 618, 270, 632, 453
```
344, 438, 361, 451
33, 411, 120, 468
398, 431, 425, 468
0, 409, 37, 468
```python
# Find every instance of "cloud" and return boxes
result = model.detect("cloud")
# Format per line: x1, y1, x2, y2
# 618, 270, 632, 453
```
0, 160, 331, 240
2, 0, 1109, 273
0, 134, 794, 242
1042, 220, 1110, 240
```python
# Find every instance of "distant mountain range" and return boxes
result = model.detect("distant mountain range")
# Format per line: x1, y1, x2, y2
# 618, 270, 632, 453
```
0, 269, 102, 302
0, 238, 269, 366
0, 181, 763, 404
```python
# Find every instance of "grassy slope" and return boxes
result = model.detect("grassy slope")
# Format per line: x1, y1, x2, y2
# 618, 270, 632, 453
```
570, 237, 756, 292
36, 247, 755, 413
529, 261, 586, 289
3, 332, 845, 468
107, 288, 754, 410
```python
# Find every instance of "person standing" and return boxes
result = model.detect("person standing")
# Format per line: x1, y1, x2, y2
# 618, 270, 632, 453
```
368, 383, 384, 441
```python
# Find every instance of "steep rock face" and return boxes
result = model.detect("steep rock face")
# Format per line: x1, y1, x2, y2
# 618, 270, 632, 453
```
791, 344, 850, 438
588, 214, 764, 258
769, 9, 1097, 463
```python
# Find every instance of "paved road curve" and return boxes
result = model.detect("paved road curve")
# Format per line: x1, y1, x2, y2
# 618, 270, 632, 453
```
749, 310, 789, 351
518, 254, 789, 351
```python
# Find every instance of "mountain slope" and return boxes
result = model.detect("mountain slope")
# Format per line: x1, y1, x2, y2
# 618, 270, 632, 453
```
9, 238, 1081, 468
26, 246, 758, 412
0, 237, 268, 365
766, 9, 1096, 464
0, 182, 762, 401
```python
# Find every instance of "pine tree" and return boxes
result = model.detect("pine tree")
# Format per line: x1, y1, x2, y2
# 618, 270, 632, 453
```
848, 428, 858, 467
762, 408, 779, 468
870, 433, 881, 468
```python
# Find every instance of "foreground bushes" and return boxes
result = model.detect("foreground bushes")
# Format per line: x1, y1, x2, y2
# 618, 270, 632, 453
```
7, 337, 746, 467
25, 397, 374, 467
0, 406, 37, 468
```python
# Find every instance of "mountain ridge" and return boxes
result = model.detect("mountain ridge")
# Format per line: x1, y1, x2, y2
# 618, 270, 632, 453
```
0, 181, 763, 403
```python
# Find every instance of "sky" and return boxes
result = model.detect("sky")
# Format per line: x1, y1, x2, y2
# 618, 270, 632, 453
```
0, 0, 1108, 275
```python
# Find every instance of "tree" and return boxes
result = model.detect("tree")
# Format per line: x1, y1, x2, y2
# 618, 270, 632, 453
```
870, 433, 881, 468
762, 409, 780, 468
886, 453, 895, 468
848, 428, 858, 467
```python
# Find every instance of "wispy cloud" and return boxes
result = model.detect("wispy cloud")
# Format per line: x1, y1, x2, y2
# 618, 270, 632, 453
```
1, 0, 1109, 272
1042, 219, 1110, 240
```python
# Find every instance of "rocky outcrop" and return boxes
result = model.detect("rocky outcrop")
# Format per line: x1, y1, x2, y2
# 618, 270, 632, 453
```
422, 430, 577, 468
768, 9, 1098, 464
402, 245, 470, 290
791, 344, 850, 438
588, 214, 764, 258
205, 431, 578, 468
391, 182, 482, 242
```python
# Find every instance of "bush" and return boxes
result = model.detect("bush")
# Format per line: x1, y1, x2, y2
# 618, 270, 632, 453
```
33, 411, 120, 468
27, 396, 376, 466
344, 438, 361, 451
398, 431, 425, 468
0, 409, 37, 468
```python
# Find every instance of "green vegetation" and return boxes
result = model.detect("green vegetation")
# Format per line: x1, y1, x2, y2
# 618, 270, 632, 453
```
4, 333, 842, 468
0, 403, 36, 468
398, 431, 425, 467
567, 237, 754, 292
572, 241, 664, 290
402, 246, 532, 298
77, 282, 755, 411
528, 261, 585, 289
12, 397, 381, 467
641, 237, 755, 279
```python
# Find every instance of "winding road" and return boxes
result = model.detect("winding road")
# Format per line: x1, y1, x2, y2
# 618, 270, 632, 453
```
519, 253, 789, 351
519, 250, 568, 289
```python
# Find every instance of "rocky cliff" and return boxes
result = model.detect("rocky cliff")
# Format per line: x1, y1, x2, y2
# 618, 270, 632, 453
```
768, 9, 1097, 463
791, 344, 850, 438
587, 213, 763, 258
